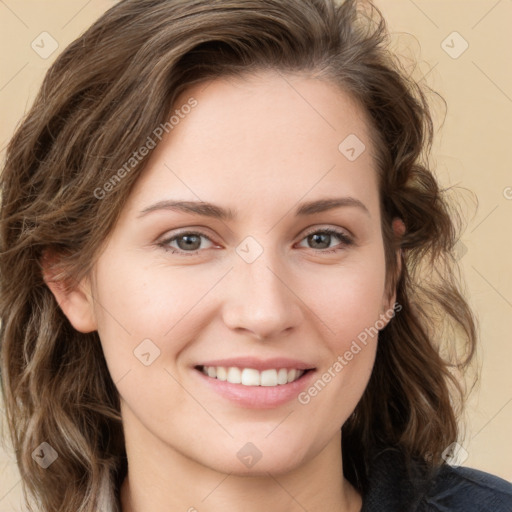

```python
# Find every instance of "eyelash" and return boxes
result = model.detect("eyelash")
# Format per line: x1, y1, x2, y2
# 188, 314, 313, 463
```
157, 227, 354, 256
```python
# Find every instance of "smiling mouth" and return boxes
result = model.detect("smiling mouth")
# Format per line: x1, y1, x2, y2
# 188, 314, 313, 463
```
195, 365, 313, 387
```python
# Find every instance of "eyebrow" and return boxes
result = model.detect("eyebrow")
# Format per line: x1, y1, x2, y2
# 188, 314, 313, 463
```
137, 196, 370, 220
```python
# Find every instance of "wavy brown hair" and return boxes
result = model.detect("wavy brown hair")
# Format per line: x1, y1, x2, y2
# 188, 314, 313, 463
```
0, 0, 478, 510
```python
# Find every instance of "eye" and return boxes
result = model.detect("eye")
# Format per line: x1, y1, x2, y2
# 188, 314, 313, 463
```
297, 227, 354, 254
157, 231, 215, 255
157, 226, 354, 256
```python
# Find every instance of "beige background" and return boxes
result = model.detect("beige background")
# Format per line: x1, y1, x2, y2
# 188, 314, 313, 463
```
1, 0, 511, 509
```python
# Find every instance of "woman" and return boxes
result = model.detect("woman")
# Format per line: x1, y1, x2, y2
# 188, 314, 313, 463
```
0, 0, 511, 511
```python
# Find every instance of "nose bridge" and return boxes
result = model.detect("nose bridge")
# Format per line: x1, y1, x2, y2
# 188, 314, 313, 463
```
222, 236, 303, 339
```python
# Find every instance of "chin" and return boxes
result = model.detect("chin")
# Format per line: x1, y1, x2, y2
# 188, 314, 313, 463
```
209, 454, 306, 478
191, 436, 312, 477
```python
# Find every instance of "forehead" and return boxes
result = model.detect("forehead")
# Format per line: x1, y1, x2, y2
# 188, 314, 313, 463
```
124, 70, 380, 221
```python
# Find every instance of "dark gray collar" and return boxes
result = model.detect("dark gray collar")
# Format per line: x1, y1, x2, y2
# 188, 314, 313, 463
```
361, 447, 433, 512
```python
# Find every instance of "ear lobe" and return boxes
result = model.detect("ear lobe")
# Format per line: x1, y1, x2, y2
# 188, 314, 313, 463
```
392, 217, 406, 238
41, 250, 97, 333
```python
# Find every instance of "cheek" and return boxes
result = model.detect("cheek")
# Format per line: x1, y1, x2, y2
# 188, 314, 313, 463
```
91, 253, 223, 380
92, 254, 199, 337
292, 264, 385, 445
90, 255, 201, 418
301, 253, 387, 349
297, 251, 385, 404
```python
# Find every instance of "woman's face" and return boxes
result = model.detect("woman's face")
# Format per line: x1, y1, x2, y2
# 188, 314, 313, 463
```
73, 71, 398, 475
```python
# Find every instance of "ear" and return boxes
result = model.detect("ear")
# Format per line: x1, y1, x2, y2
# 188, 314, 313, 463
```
381, 217, 405, 316
41, 250, 97, 333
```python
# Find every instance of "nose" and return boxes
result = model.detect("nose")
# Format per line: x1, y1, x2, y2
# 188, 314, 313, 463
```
221, 249, 304, 341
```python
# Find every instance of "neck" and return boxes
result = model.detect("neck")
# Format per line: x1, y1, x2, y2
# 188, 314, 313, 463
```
120, 425, 361, 512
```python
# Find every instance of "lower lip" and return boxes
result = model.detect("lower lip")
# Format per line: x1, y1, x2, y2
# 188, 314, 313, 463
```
193, 368, 316, 409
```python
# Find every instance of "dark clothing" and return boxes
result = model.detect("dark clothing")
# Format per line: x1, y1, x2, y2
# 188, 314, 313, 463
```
361, 447, 512, 511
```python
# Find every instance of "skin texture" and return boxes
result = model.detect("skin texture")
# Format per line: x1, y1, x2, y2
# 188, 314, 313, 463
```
46, 70, 403, 512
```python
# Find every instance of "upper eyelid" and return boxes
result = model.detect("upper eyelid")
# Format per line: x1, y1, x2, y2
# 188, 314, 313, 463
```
301, 225, 352, 238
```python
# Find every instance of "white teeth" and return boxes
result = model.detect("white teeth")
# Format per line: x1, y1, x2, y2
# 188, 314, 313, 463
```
260, 369, 278, 387
277, 368, 288, 385
241, 368, 260, 386
200, 366, 306, 386
226, 367, 241, 384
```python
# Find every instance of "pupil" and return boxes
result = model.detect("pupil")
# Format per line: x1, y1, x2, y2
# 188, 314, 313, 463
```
311, 233, 329, 249
180, 235, 200, 250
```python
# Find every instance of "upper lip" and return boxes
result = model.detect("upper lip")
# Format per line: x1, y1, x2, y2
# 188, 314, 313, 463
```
195, 357, 316, 372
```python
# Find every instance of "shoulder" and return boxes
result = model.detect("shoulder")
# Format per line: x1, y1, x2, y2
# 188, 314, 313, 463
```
360, 447, 512, 512
419, 464, 512, 512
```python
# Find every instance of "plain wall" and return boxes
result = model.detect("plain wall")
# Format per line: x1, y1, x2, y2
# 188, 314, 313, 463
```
0, 0, 511, 509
